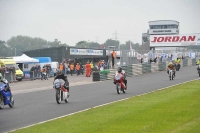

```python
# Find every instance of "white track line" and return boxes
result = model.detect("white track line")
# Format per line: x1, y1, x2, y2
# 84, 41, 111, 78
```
8, 78, 200, 133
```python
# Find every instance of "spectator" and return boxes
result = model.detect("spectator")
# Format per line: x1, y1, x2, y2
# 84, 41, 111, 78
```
111, 50, 116, 68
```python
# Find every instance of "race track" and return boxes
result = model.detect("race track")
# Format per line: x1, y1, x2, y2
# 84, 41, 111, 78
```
0, 66, 199, 133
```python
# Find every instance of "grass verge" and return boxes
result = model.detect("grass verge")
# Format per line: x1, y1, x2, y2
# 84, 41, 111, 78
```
11, 80, 200, 133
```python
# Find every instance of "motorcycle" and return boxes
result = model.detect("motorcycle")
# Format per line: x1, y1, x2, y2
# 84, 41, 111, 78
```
53, 79, 69, 104
115, 73, 126, 94
169, 69, 174, 80
0, 79, 14, 109
41, 72, 48, 80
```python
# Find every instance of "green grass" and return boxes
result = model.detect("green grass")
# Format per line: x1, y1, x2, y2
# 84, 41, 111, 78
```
11, 80, 200, 133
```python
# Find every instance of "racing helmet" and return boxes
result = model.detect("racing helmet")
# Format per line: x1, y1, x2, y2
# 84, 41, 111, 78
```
56, 70, 62, 75
117, 67, 122, 73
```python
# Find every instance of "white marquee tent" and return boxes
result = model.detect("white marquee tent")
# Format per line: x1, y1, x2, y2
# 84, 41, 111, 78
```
13, 54, 39, 63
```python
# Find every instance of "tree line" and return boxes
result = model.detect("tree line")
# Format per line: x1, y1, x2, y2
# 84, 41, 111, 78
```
0, 35, 141, 57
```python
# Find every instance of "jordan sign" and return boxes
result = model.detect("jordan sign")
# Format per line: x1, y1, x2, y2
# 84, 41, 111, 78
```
150, 34, 200, 47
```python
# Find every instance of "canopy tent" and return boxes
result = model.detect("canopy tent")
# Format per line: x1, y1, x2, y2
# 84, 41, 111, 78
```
13, 54, 39, 63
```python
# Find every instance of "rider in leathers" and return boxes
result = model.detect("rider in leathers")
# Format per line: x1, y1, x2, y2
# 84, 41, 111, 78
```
0, 73, 10, 91
167, 62, 176, 77
54, 70, 70, 96
113, 67, 127, 89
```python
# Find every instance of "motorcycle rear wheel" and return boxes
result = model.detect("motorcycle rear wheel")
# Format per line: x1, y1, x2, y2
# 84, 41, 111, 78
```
116, 84, 120, 94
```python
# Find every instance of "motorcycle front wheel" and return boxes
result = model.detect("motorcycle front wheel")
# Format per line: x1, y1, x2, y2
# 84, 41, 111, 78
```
116, 84, 120, 94
56, 90, 61, 104
9, 95, 14, 108
0, 94, 4, 109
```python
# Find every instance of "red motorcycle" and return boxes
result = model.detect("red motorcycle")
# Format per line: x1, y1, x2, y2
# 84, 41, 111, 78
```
114, 73, 126, 94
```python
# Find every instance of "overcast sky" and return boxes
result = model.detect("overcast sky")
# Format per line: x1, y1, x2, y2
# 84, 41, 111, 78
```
0, 0, 200, 46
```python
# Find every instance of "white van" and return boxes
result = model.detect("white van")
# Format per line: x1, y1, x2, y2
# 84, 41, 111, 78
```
51, 62, 59, 76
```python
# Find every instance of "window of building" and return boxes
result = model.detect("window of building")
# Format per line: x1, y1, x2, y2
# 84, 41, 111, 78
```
24, 64, 29, 68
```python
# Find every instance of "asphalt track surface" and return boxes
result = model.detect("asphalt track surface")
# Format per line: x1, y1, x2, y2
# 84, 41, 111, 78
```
0, 66, 199, 133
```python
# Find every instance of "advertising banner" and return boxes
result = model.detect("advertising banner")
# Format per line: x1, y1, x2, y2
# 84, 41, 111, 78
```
150, 34, 200, 47
70, 48, 103, 56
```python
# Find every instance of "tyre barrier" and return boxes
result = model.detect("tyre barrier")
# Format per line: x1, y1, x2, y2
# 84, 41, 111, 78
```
100, 74, 108, 81
158, 62, 166, 71
93, 71, 100, 81
188, 59, 192, 66
182, 59, 188, 67
132, 64, 142, 76
192, 59, 196, 65
142, 63, 151, 74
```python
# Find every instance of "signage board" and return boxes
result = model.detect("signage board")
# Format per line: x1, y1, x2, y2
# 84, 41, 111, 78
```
70, 48, 103, 56
150, 34, 200, 47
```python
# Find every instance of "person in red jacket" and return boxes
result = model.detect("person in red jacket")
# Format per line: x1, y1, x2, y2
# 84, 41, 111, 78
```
85, 61, 91, 77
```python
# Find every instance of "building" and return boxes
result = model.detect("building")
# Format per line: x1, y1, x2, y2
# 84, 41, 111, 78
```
23, 46, 108, 64
141, 20, 180, 50
148, 20, 179, 35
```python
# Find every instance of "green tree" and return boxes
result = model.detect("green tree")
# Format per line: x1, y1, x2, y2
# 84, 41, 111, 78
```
0, 40, 13, 57
105, 39, 119, 49
6, 36, 68, 56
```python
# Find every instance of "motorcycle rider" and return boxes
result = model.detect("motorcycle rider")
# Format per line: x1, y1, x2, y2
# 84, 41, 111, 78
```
167, 62, 176, 77
54, 70, 70, 96
0, 73, 10, 91
113, 67, 127, 89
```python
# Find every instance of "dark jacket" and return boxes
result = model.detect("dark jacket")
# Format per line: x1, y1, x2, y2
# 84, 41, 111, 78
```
54, 74, 69, 86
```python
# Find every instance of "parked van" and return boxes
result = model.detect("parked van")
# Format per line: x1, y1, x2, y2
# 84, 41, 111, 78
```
51, 62, 59, 76
0, 58, 24, 81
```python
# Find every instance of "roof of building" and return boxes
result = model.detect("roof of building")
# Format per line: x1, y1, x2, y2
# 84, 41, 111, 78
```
23, 46, 106, 52
148, 20, 179, 23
